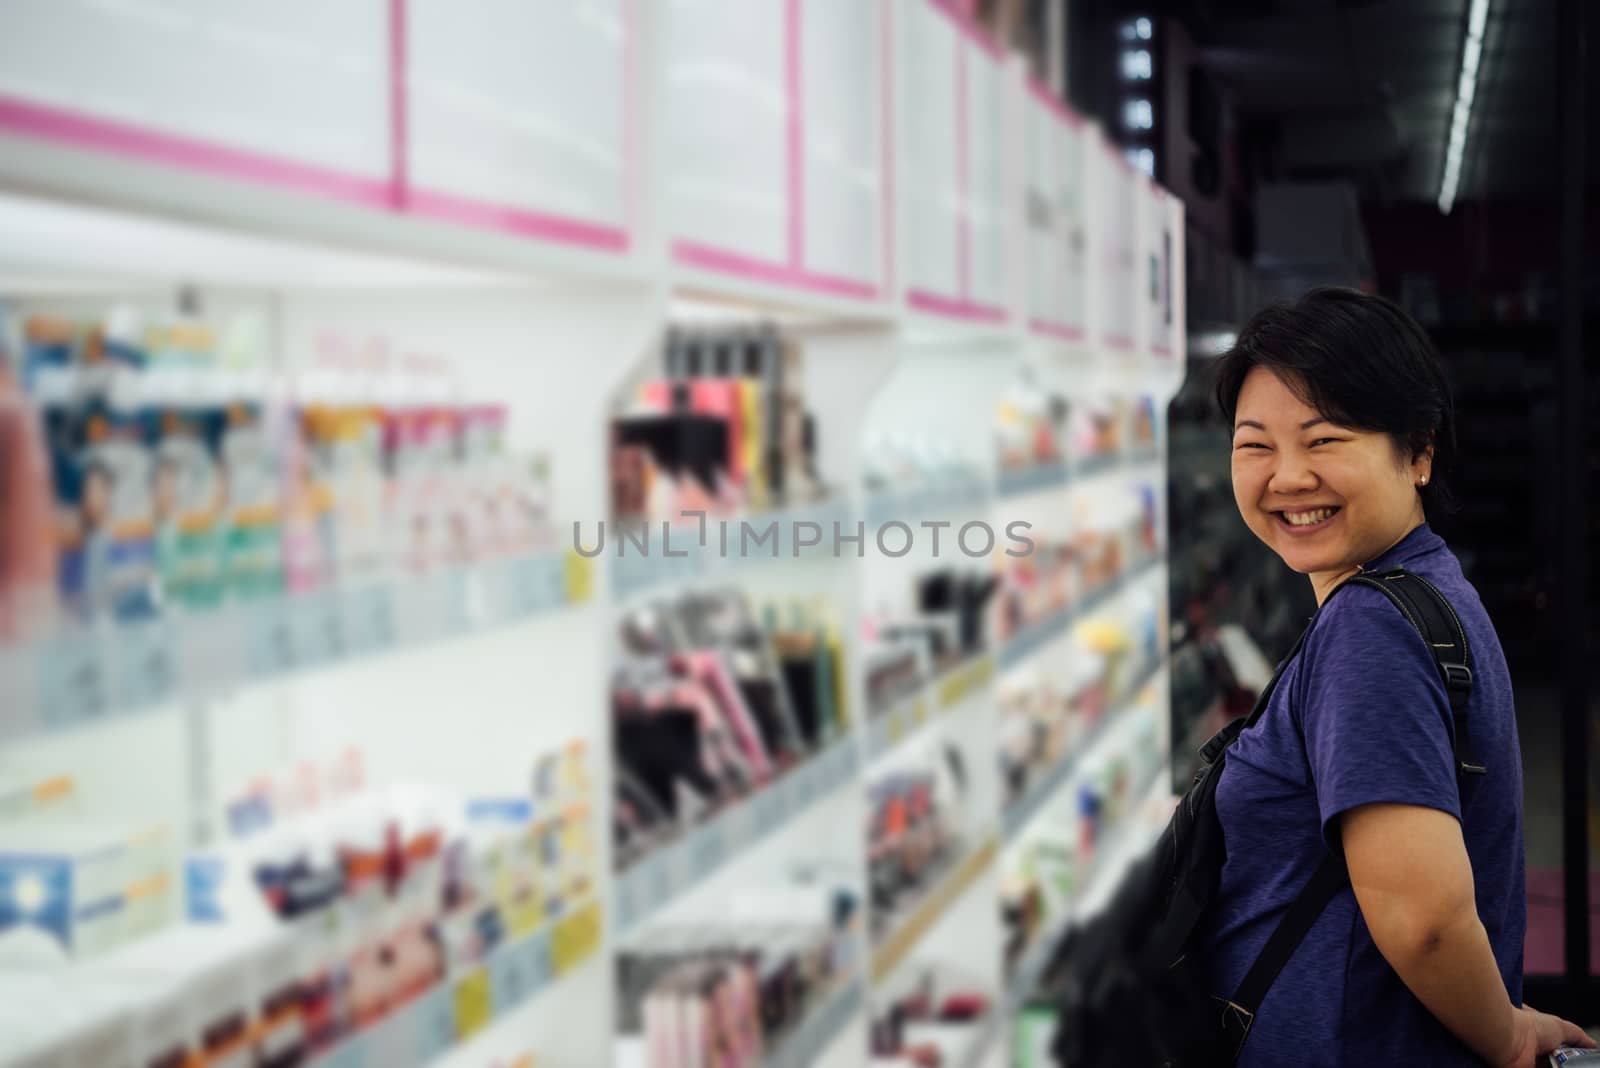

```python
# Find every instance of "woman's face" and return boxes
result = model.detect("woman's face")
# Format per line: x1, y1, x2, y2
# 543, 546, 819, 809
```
1231, 367, 1428, 587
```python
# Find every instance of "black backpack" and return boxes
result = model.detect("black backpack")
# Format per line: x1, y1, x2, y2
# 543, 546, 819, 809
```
1047, 567, 1486, 1067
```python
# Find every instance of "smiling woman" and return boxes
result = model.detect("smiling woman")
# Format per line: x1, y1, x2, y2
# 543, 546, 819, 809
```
1195, 288, 1592, 1067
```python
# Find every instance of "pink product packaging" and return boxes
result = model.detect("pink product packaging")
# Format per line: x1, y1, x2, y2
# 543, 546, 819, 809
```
0, 367, 57, 642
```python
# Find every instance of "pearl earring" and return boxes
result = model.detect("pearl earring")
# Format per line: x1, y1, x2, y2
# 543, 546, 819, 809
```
1419, 475, 1429, 486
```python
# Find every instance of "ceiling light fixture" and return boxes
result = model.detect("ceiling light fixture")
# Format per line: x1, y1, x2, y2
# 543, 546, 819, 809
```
1438, 0, 1490, 214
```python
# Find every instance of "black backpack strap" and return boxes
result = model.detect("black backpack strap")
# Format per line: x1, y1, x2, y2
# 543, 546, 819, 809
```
1218, 854, 1347, 1057
1345, 568, 1485, 776
1222, 566, 1483, 1059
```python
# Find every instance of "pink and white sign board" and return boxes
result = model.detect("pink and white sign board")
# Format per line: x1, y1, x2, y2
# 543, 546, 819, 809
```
1023, 81, 1088, 342
1143, 178, 1177, 359
664, 0, 886, 301
1098, 141, 1139, 355
0, 0, 392, 205
900, 0, 1010, 323
403, 0, 633, 252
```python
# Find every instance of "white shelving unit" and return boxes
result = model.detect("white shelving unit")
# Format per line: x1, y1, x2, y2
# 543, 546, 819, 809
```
0, 3, 1186, 1066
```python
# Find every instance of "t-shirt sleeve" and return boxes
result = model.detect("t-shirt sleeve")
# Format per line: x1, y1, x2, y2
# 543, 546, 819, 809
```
1297, 586, 1461, 850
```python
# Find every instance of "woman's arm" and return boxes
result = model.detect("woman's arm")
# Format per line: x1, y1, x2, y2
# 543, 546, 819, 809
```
1342, 803, 1592, 1067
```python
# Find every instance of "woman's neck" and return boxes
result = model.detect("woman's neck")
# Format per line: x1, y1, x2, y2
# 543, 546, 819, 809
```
1308, 514, 1427, 606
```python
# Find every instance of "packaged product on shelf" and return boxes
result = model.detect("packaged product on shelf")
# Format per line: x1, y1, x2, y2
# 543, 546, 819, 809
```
309, 404, 386, 585
870, 963, 994, 1064
217, 402, 285, 600
995, 370, 1066, 471
151, 406, 226, 611
282, 408, 337, 595
0, 820, 174, 965
866, 743, 970, 937
616, 884, 857, 1068
0, 355, 57, 641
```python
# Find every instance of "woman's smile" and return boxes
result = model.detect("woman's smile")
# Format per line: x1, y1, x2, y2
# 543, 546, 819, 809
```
1270, 504, 1342, 535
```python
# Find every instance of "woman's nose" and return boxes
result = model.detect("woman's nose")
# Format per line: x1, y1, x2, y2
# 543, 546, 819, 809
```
1267, 453, 1318, 493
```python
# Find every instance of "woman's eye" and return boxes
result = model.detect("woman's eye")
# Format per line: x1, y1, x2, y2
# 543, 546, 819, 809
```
1234, 441, 1268, 451
1310, 437, 1340, 447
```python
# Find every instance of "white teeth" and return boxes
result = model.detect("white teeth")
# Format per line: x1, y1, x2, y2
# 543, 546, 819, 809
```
1283, 507, 1334, 526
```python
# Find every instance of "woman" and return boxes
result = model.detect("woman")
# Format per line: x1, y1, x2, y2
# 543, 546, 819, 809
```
1202, 287, 1591, 1066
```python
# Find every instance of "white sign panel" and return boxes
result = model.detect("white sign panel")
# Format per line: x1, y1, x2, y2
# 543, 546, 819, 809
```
406, 0, 631, 250
1024, 83, 1087, 340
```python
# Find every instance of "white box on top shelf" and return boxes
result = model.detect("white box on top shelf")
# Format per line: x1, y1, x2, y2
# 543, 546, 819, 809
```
1022, 79, 1090, 346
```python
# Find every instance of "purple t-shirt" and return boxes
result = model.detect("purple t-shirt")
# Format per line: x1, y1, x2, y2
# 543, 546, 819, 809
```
1203, 524, 1525, 1066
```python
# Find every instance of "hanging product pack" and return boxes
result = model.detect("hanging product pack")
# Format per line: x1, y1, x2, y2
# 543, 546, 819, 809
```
1047, 566, 1486, 1067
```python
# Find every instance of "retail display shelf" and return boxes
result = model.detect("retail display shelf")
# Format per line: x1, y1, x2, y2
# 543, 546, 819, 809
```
864, 652, 996, 765
1004, 762, 1168, 1012
996, 552, 1166, 675
935, 654, 998, 711
870, 835, 1000, 984
1000, 655, 1164, 842
613, 740, 861, 936
609, 497, 854, 600
3, 550, 591, 744
306, 898, 604, 1068
1128, 446, 1162, 465
865, 688, 933, 763
864, 476, 994, 528
996, 460, 1069, 499
956, 1010, 1004, 1068
767, 973, 867, 1068
1072, 453, 1121, 479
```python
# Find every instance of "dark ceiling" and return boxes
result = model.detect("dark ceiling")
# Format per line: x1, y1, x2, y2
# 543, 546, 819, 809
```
1172, 0, 1588, 204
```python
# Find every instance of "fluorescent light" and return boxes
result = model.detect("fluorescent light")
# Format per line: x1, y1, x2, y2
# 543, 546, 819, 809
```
1135, 16, 1152, 39
1124, 99, 1154, 130
1121, 49, 1152, 79
1438, 0, 1490, 214
1468, 0, 1489, 40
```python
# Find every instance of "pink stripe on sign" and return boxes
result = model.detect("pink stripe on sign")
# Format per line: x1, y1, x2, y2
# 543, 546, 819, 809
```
410, 189, 629, 252
1029, 319, 1086, 341
880, 0, 894, 294
1103, 333, 1136, 351
1152, 343, 1173, 357
1027, 77, 1086, 129
389, 0, 408, 208
786, 0, 804, 268
928, 0, 1007, 60
955, 33, 969, 299
0, 95, 391, 208
674, 241, 878, 300
909, 289, 1006, 323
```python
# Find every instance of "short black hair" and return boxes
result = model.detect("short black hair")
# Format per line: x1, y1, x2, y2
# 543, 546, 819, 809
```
1213, 286, 1456, 515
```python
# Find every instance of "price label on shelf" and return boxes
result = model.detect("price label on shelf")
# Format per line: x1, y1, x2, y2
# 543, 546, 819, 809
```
291, 592, 345, 669
411, 986, 456, 1061
114, 619, 176, 710
392, 576, 446, 646
452, 966, 493, 1039
37, 634, 110, 729
489, 938, 534, 1014
316, 1037, 369, 1068
246, 601, 296, 678
520, 926, 554, 990
175, 609, 247, 697
551, 902, 602, 975
644, 853, 672, 909
562, 550, 593, 605
341, 586, 396, 656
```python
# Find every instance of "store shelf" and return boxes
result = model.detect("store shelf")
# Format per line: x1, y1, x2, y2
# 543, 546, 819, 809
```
1004, 763, 1168, 1011
956, 1011, 1004, 1068
1127, 446, 1162, 465
609, 497, 854, 601
1001, 656, 1163, 842
767, 973, 867, 1068
865, 688, 934, 763
307, 899, 604, 1068
3, 551, 591, 744
996, 460, 1069, 499
1073, 453, 1121, 479
997, 554, 1164, 677
871, 835, 1000, 983
864, 476, 994, 528
864, 653, 995, 765
614, 740, 860, 936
